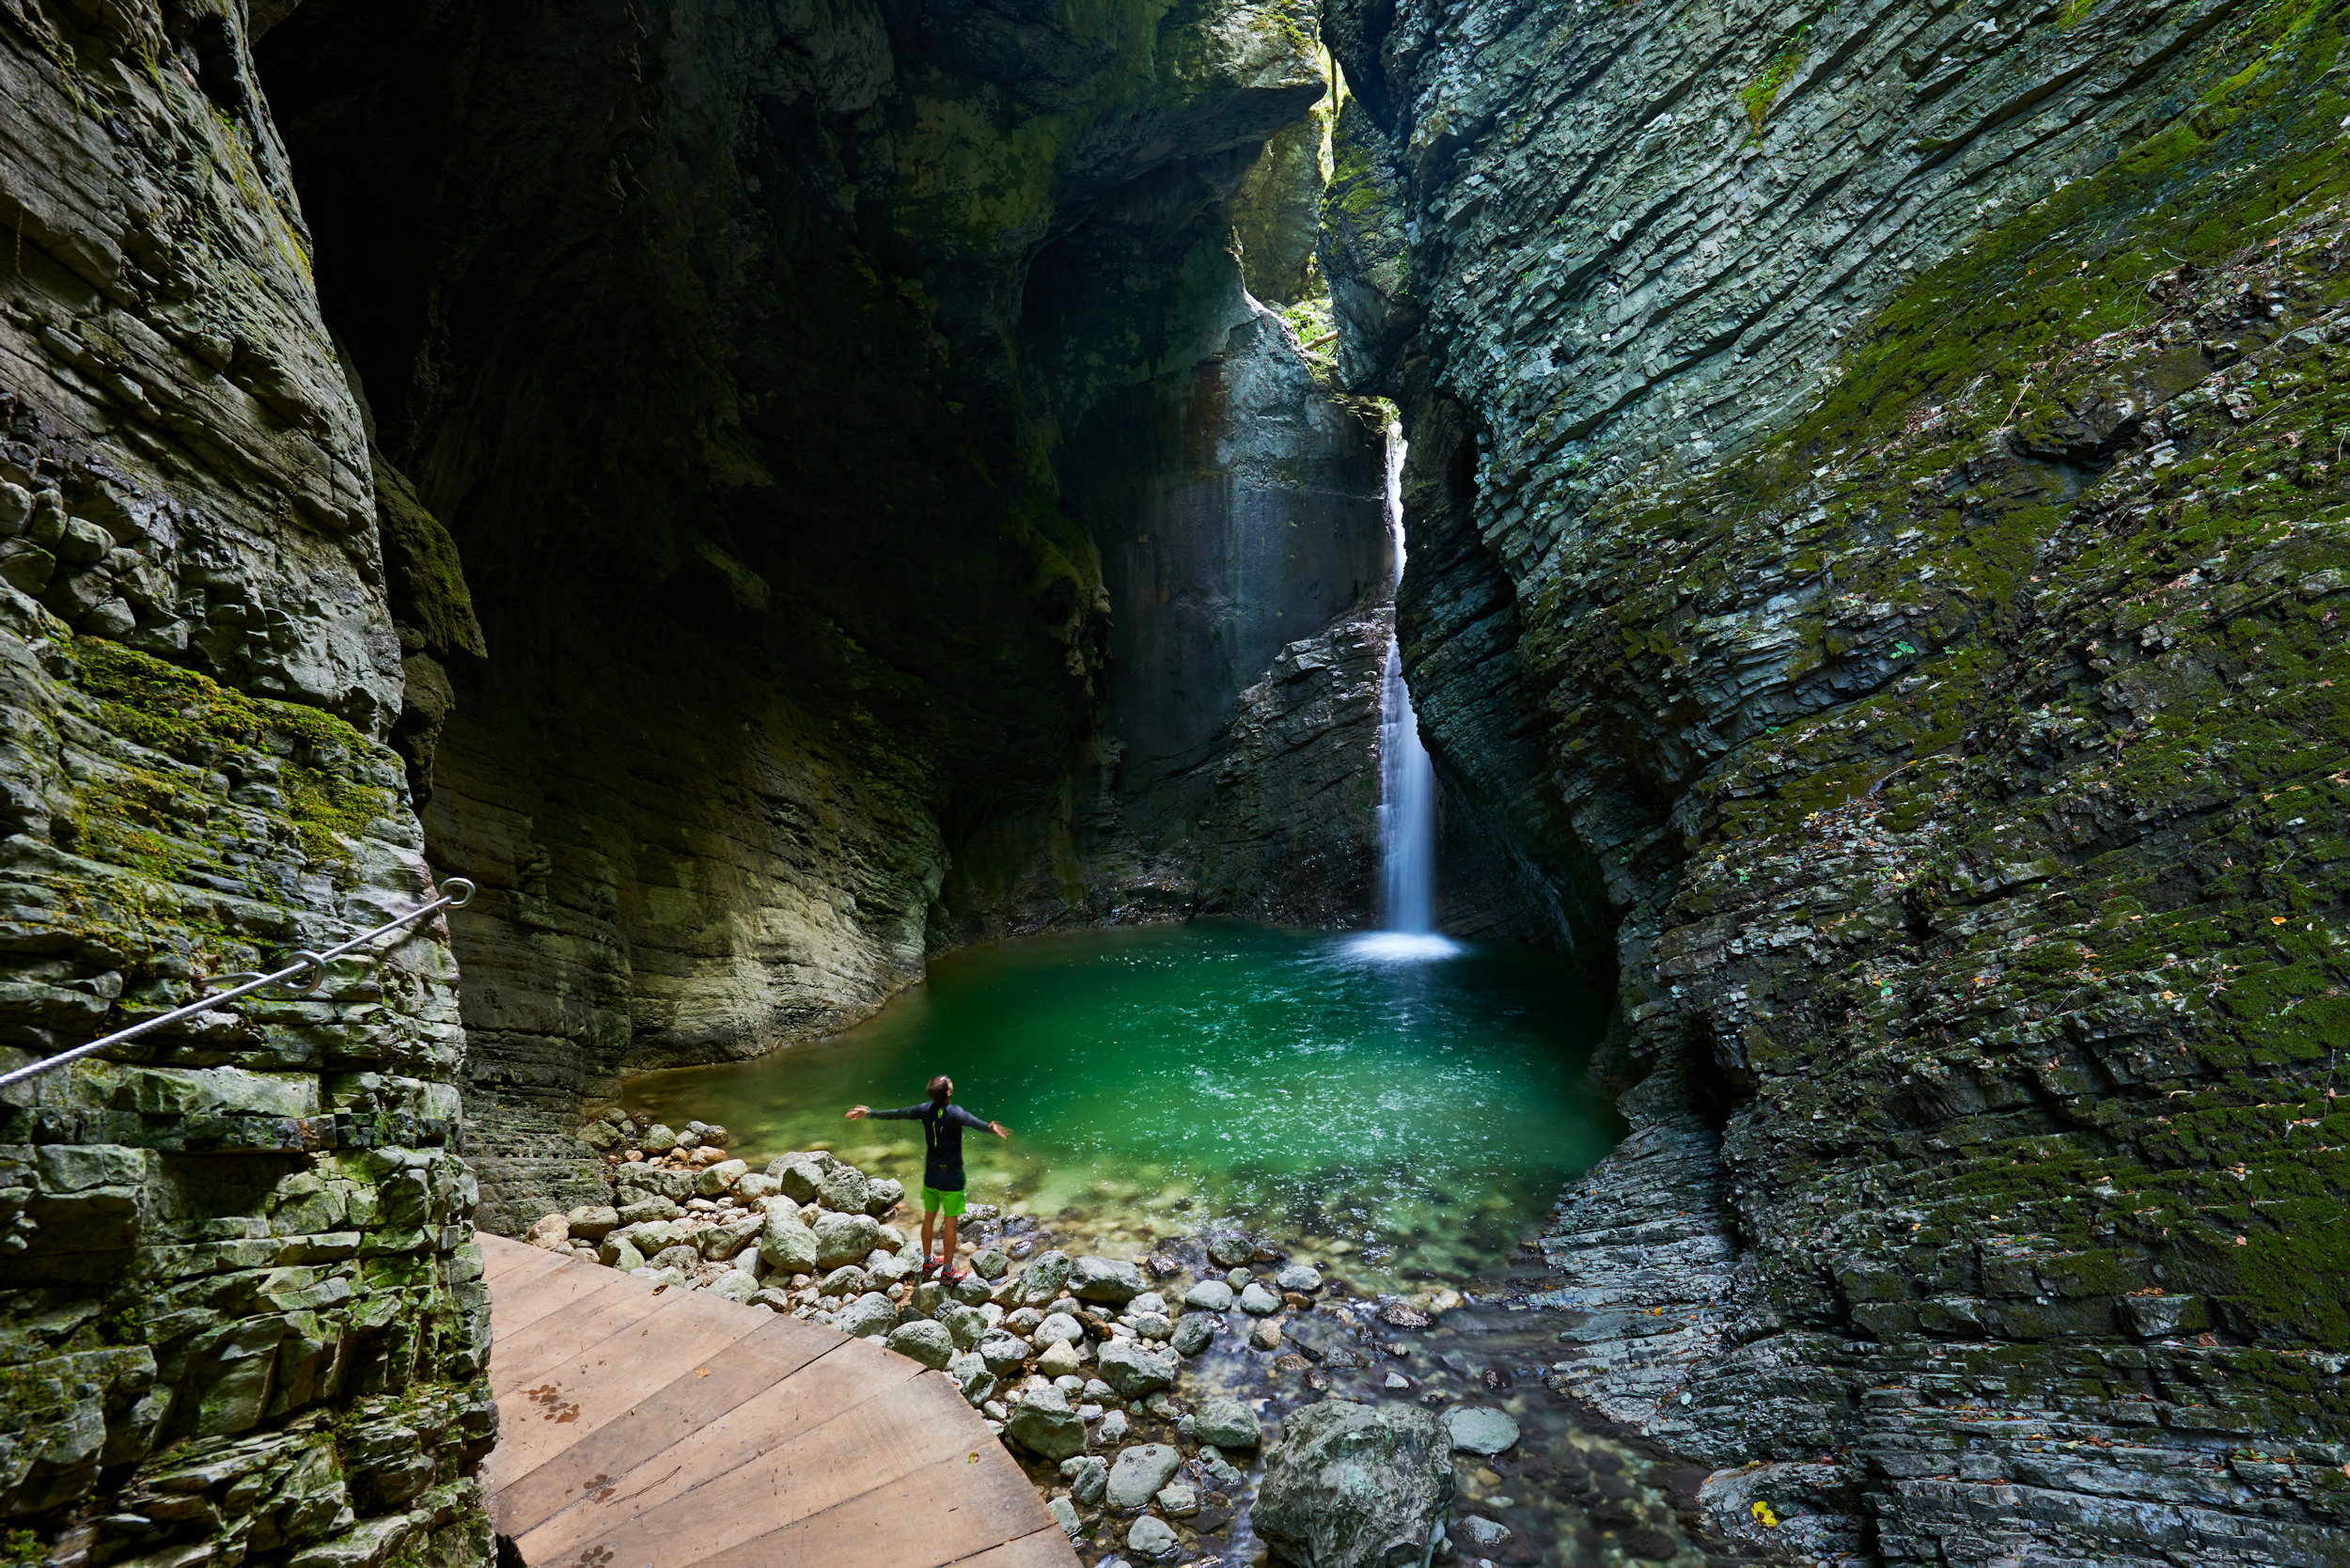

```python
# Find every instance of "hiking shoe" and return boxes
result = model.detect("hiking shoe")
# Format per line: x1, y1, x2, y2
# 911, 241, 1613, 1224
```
939, 1265, 970, 1285
920, 1255, 945, 1279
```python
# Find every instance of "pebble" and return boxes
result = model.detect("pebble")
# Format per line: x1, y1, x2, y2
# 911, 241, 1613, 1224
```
1096, 1407, 1130, 1446
1443, 1406, 1521, 1456
1125, 1515, 1177, 1560
819, 1265, 869, 1297
1170, 1314, 1215, 1356
1156, 1482, 1198, 1519
979, 1334, 1032, 1375
1183, 1279, 1234, 1312
1037, 1340, 1087, 1377
1275, 1262, 1323, 1293
1048, 1497, 1080, 1538
1005, 1386, 1087, 1461
1237, 1282, 1282, 1316
1248, 1319, 1282, 1351
1459, 1516, 1512, 1548
1035, 1311, 1086, 1346
1386, 1372, 1411, 1390
1060, 1454, 1107, 1505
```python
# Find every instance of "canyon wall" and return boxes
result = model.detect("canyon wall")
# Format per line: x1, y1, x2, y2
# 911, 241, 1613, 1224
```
1323, 0, 2350, 1561
0, 0, 490, 1563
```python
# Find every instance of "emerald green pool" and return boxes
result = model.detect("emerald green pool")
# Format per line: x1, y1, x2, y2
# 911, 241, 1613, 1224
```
620, 921, 1622, 1288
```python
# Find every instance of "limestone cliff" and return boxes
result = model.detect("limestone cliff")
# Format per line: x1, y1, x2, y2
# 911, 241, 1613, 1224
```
1324, 0, 2350, 1561
0, 0, 488, 1563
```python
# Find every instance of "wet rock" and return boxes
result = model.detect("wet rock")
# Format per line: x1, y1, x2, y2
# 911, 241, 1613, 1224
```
1094, 1341, 1177, 1399
1457, 1515, 1510, 1549
1097, 1407, 1130, 1446
887, 1319, 955, 1370
1073, 1255, 1148, 1304
1277, 1262, 1324, 1293
1171, 1314, 1216, 1356
1183, 1279, 1235, 1312
1255, 1400, 1452, 1568
972, 1247, 1010, 1279
1006, 1387, 1087, 1461
1442, 1407, 1519, 1457
1239, 1281, 1282, 1315
1249, 1319, 1283, 1351
812, 1211, 881, 1269
1126, 1515, 1178, 1560
1106, 1443, 1183, 1511
1193, 1395, 1261, 1450
1378, 1302, 1430, 1330
1206, 1232, 1255, 1267
1156, 1482, 1198, 1519
1198, 1447, 1246, 1491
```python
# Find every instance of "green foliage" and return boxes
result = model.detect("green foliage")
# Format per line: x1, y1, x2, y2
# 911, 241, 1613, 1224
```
1743, 28, 1810, 134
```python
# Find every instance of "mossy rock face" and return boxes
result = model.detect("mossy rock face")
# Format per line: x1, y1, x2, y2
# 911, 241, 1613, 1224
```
1327, 0, 2350, 1554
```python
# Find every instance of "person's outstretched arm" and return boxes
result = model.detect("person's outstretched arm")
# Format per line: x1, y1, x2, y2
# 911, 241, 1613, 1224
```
850, 1104, 930, 1121
947, 1105, 1011, 1138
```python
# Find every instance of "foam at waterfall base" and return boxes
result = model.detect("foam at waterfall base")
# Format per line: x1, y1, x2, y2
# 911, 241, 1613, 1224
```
1345, 931, 1464, 962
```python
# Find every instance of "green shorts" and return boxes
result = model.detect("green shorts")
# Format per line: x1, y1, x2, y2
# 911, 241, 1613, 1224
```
919, 1185, 966, 1216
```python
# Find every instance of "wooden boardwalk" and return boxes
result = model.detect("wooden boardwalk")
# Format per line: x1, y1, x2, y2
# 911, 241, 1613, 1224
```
478, 1233, 1076, 1568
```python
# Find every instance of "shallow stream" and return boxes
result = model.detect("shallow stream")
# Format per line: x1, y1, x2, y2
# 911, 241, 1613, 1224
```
621, 920, 1622, 1294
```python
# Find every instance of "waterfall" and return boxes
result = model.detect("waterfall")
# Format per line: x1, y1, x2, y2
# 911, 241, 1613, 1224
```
1354, 424, 1460, 961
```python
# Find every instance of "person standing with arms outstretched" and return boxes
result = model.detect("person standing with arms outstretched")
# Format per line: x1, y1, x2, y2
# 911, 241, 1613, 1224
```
847, 1074, 1009, 1281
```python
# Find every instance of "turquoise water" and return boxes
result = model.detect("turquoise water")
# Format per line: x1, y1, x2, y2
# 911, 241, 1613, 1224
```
620, 921, 1622, 1289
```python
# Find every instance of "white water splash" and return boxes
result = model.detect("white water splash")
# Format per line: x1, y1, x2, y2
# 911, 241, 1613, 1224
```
1353, 424, 1460, 963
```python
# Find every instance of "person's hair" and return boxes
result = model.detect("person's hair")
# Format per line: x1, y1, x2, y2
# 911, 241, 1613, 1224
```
928, 1074, 951, 1105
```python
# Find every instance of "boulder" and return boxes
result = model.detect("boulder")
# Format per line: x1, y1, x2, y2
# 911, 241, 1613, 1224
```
1239, 1282, 1282, 1316
705, 1269, 760, 1304
951, 1273, 994, 1306
699, 1214, 764, 1261
575, 1118, 623, 1151
1126, 1515, 1178, 1560
1036, 1340, 1086, 1378
1060, 1453, 1108, 1506
758, 1213, 819, 1274
935, 1301, 988, 1349
972, 1247, 1010, 1280
1442, 1406, 1520, 1457
864, 1176, 903, 1216
1254, 1401, 1452, 1568
693, 1158, 749, 1196
886, 1319, 956, 1370
1193, 1395, 1261, 1450
769, 1158, 824, 1202
600, 1237, 647, 1271
978, 1334, 1031, 1375
619, 1219, 687, 1254
640, 1123, 680, 1152
1157, 1482, 1199, 1519
1183, 1279, 1235, 1312
566, 1205, 619, 1241
819, 1265, 870, 1297
813, 1211, 881, 1269
1105, 1443, 1182, 1511
649, 1244, 700, 1273
1170, 1314, 1216, 1356
1005, 1386, 1087, 1461
1010, 1249, 1073, 1306
946, 1350, 995, 1405
1034, 1311, 1086, 1347
835, 1292, 899, 1339
819, 1164, 871, 1215
524, 1214, 570, 1251
1072, 1255, 1147, 1304
617, 1164, 693, 1201
616, 1195, 681, 1226
1094, 1342, 1176, 1399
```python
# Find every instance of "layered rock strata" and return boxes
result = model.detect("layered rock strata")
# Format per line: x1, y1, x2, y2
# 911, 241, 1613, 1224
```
0, 1, 489, 1562
1324, 0, 2350, 1561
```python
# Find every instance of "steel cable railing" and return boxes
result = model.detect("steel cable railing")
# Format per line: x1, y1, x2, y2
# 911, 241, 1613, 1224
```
0, 877, 476, 1092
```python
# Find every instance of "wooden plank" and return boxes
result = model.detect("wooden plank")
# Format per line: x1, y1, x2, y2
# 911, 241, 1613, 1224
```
494, 1316, 870, 1543
481, 1234, 569, 1290
943, 1527, 1083, 1568
483, 1290, 775, 1499
491, 1272, 670, 1396
687, 1441, 1058, 1568
490, 1255, 636, 1341
513, 1369, 981, 1568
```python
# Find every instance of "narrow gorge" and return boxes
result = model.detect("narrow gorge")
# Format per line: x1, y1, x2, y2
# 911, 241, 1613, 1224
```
2, 0, 2345, 1566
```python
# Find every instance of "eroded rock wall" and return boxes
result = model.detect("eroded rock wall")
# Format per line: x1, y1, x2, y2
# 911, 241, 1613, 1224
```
1324, 0, 2350, 1561
1, 0, 489, 1562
